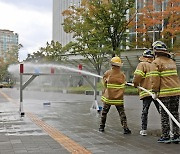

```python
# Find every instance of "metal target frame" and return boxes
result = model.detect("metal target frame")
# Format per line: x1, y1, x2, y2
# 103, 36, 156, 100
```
19, 63, 100, 116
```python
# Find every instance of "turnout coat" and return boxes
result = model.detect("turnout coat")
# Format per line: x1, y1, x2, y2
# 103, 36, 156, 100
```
133, 57, 156, 99
101, 66, 125, 105
151, 56, 180, 97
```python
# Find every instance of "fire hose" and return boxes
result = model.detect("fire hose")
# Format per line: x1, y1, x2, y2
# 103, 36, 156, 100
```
80, 71, 180, 128
126, 82, 180, 128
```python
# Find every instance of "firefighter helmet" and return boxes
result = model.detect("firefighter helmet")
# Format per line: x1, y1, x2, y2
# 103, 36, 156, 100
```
152, 41, 167, 51
152, 41, 171, 57
110, 56, 123, 67
142, 49, 154, 58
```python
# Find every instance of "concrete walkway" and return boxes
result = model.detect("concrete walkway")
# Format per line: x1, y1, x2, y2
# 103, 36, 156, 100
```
0, 88, 179, 154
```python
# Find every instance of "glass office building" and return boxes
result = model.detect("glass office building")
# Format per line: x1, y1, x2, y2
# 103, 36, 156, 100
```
53, 0, 173, 48
130, 0, 171, 48
52, 0, 179, 79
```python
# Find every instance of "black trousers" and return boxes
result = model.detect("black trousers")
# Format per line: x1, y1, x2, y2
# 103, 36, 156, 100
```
141, 96, 160, 130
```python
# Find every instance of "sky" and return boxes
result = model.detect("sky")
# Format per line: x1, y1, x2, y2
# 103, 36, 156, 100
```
0, 0, 52, 61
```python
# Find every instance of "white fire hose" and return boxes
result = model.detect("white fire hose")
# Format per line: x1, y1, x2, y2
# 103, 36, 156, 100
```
126, 82, 180, 128
89, 73, 180, 128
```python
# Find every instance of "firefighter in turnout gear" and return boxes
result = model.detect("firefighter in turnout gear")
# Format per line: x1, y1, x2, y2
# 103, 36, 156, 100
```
99, 57, 131, 134
151, 41, 180, 144
133, 49, 160, 136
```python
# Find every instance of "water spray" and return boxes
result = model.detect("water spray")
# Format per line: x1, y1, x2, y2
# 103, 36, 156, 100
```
9, 63, 180, 127
17, 63, 103, 116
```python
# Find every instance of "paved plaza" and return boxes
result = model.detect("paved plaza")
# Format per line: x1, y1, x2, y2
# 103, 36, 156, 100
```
0, 88, 179, 154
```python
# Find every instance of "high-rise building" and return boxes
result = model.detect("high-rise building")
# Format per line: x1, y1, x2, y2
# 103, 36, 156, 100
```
52, 0, 179, 79
53, 0, 81, 46
53, 0, 173, 48
0, 29, 18, 53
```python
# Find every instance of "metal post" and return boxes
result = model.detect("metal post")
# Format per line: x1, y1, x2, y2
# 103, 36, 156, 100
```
83, 76, 100, 112
93, 77, 99, 111
94, 77, 97, 101
20, 63, 25, 116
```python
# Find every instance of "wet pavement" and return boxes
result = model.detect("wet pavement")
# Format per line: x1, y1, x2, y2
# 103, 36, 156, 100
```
0, 88, 179, 154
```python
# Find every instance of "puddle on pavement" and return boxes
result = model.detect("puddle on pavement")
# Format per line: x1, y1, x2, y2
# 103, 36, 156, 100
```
0, 111, 47, 136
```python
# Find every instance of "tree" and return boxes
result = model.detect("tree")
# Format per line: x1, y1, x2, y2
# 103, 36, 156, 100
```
86, 0, 135, 54
5, 45, 19, 63
0, 44, 19, 82
133, 0, 180, 49
25, 51, 46, 63
25, 40, 67, 63
40, 40, 66, 62
62, 0, 135, 75
162, 0, 180, 50
0, 57, 8, 81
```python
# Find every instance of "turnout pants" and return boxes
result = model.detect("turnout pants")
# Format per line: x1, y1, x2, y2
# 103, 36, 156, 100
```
160, 96, 179, 138
100, 103, 128, 129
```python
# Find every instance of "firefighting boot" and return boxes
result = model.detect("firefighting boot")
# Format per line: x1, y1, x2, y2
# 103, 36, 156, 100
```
157, 136, 171, 144
171, 135, 180, 144
99, 125, 105, 132
124, 128, 131, 134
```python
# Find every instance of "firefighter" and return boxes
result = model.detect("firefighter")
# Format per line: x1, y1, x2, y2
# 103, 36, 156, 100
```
133, 49, 160, 136
99, 56, 131, 134
151, 41, 180, 143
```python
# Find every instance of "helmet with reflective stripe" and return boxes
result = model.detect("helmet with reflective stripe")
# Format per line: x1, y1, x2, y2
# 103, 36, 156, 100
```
111, 56, 122, 67
142, 49, 154, 58
152, 41, 171, 57
152, 41, 167, 51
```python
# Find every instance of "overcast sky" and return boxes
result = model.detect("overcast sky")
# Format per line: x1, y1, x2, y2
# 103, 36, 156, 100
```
0, 0, 52, 61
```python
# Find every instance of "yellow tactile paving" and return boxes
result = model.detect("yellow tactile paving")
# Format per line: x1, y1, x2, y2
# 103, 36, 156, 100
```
0, 90, 92, 154
27, 112, 91, 154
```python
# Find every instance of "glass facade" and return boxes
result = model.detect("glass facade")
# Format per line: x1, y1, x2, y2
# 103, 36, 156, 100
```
130, 0, 169, 48
0, 29, 18, 53
53, 0, 174, 49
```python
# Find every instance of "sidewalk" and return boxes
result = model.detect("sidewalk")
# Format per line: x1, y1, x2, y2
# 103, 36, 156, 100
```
0, 89, 179, 154
0, 100, 70, 154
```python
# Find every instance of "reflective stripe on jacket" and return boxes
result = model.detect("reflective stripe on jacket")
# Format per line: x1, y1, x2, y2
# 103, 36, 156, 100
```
151, 56, 180, 97
101, 66, 125, 105
133, 57, 156, 99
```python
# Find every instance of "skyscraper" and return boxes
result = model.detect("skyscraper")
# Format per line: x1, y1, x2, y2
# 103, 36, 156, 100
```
0, 29, 18, 53
53, 0, 81, 46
